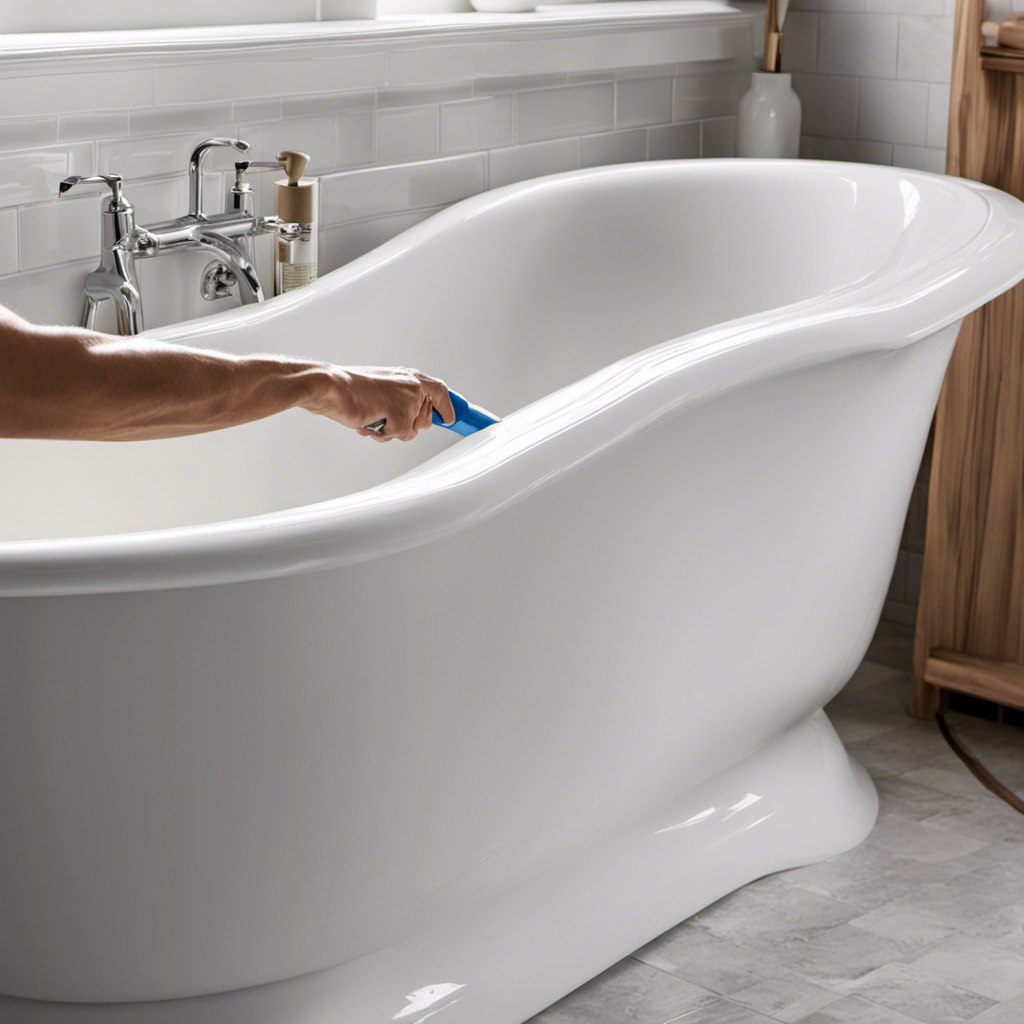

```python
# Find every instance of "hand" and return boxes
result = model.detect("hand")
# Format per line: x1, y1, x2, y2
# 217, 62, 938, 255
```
305, 365, 456, 442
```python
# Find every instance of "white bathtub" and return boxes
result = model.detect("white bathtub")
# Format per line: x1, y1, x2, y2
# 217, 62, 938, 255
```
2, 159, 1023, 1024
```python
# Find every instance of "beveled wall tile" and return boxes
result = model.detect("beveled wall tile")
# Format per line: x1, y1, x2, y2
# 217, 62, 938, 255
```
129, 102, 234, 137
818, 13, 899, 77
825, 137, 893, 163
0, 70, 153, 117
648, 120, 701, 159
19, 195, 99, 270
898, 15, 954, 82
0, 142, 95, 209
281, 91, 373, 117
322, 152, 485, 224
376, 105, 438, 163
615, 77, 673, 128
701, 115, 736, 157
857, 77, 928, 144
892, 143, 945, 172
927, 83, 950, 148
234, 98, 284, 123
488, 137, 579, 188
516, 82, 614, 142
129, 176, 190, 225
58, 111, 130, 144
0, 117, 59, 151
440, 95, 513, 153
99, 128, 235, 180
781, 12, 820, 72
792, 73, 859, 138
0, 209, 18, 277
153, 54, 388, 105
475, 72, 568, 96
378, 84, 474, 109
674, 69, 749, 121
579, 128, 647, 167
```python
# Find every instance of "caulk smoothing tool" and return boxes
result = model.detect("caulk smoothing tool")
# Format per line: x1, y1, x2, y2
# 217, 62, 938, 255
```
363, 389, 499, 438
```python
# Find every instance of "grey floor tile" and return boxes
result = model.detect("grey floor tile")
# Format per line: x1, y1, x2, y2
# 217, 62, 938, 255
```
904, 766, 1000, 801
970, 989, 1024, 1021
529, 655, 1024, 1024
846, 961, 996, 1023
904, 932, 1024, 1001
729, 975, 839, 1022
765, 923, 907, 991
870, 773, 976, 822
631, 923, 790, 996
528, 958, 717, 1024
863, 810, 990, 863
847, 905, 956, 956
666, 997, 783, 1023
794, 994, 929, 1023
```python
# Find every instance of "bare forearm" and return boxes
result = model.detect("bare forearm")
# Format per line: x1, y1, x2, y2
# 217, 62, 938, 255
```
0, 308, 334, 441
0, 305, 454, 442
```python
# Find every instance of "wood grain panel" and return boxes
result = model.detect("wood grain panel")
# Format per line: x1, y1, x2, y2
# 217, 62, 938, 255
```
911, 0, 1024, 716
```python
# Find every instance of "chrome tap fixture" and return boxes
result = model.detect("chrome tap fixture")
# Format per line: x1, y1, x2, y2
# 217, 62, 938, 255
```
60, 138, 303, 336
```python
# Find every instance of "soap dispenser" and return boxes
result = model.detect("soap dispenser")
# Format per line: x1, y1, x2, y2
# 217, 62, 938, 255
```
273, 150, 318, 295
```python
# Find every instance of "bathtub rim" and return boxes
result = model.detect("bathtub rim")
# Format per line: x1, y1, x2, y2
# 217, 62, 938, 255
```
2, 159, 1022, 597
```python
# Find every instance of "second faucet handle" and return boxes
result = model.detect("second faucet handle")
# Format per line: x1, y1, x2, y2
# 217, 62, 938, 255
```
59, 174, 127, 208
188, 137, 250, 220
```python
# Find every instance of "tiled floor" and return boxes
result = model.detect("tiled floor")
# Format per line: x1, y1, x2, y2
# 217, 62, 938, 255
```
527, 623, 1024, 1024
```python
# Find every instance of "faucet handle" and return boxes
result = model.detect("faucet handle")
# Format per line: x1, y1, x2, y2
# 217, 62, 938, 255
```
59, 173, 126, 208
188, 137, 249, 219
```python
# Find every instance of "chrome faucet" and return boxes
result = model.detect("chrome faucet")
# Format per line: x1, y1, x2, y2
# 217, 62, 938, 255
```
60, 137, 303, 336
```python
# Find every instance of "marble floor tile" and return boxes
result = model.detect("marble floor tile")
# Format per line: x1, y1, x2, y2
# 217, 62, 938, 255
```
630, 923, 791, 996
904, 932, 1024, 1001
689, 881, 861, 947
923, 803, 1024, 844
846, 961, 996, 1023
870, 773, 975, 822
862, 810, 990, 863
729, 974, 845, 1021
795, 994, 932, 1024
847, 904, 956, 956
904, 766, 1003, 802
970, 989, 1024, 1021
764, 923, 907, 991
665, 997, 782, 1023
528, 654, 1024, 1024
526, 958, 717, 1024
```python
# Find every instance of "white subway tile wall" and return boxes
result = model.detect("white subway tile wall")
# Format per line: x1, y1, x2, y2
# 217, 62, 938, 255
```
785, 0, 952, 174
0, 27, 760, 333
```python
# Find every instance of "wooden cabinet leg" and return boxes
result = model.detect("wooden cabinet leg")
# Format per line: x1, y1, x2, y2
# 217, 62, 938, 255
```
909, 670, 941, 718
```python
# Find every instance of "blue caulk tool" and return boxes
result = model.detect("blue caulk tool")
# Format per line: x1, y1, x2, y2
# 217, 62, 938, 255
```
363, 389, 499, 438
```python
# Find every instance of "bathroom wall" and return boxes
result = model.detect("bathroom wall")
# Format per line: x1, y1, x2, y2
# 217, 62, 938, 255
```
0, 13, 756, 333
781, 0, 953, 174
776, 0, 961, 627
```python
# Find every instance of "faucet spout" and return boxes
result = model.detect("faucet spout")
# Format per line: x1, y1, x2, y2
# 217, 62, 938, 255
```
193, 229, 264, 305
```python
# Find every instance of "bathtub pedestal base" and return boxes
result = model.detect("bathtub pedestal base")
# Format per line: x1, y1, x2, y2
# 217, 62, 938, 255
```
0, 709, 877, 1024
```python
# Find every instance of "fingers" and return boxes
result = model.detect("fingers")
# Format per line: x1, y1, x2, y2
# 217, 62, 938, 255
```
424, 378, 456, 426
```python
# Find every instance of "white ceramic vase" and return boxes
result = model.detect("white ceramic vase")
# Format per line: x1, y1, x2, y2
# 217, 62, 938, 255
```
736, 71, 802, 159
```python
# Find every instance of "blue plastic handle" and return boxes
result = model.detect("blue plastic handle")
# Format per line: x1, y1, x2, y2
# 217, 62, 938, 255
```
433, 389, 500, 436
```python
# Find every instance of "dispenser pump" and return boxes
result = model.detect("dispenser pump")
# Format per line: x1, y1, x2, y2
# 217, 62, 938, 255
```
273, 149, 318, 295
278, 150, 309, 184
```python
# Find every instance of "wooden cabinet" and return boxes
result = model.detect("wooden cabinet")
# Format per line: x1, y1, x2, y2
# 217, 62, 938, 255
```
911, 0, 1024, 717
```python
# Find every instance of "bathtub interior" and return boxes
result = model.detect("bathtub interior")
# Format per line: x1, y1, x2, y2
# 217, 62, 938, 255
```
0, 162, 986, 543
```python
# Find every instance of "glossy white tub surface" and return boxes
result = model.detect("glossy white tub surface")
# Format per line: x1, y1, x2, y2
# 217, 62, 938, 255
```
2, 160, 1023, 1023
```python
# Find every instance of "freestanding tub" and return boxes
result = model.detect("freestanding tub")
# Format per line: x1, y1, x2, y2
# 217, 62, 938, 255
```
1, 159, 1023, 1023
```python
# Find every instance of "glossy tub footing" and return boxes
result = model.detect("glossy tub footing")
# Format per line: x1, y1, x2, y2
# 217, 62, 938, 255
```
0, 709, 877, 1024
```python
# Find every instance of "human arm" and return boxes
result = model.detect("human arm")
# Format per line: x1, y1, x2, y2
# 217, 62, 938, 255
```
0, 304, 454, 442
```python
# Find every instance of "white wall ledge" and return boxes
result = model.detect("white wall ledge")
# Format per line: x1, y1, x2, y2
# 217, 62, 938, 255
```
0, 2, 758, 71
